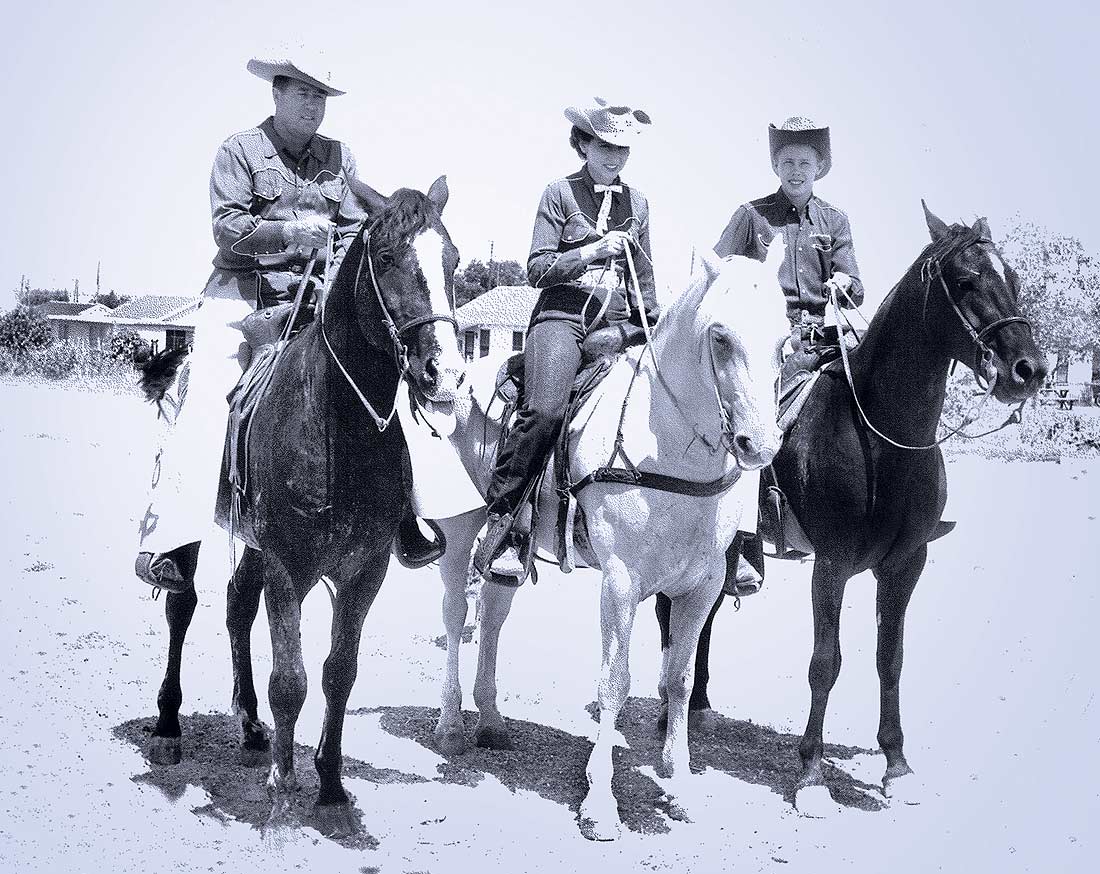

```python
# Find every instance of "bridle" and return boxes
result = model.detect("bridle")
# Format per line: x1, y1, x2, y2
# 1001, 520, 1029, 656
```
835, 234, 1033, 451
320, 219, 458, 432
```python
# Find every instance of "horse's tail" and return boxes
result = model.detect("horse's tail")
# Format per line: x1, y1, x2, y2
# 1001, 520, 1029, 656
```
137, 347, 189, 404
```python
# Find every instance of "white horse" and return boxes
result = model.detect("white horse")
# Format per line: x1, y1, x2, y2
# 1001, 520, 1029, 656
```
431, 243, 788, 840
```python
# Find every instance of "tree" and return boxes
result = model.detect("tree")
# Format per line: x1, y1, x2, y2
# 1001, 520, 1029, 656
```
999, 221, 1100, 356
0, 305, 52, 355
17, 287, 69, 308
108, 327, 151, 362
453, 259, 527, 307
94, 291, 131, 309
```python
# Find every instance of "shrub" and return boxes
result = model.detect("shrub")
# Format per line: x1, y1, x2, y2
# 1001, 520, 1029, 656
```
0, 348, 18, 376
37, 341, 80, 380
108, 327, 151, 362
1018, 408, 1100, 456
0, 306, 51, 355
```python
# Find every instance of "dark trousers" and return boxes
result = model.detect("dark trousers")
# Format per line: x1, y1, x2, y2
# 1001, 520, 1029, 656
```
485, 318, 585, 517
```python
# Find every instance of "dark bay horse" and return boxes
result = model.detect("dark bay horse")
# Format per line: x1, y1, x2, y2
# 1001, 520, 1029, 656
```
146, 178, 464, 836
657, 204, 1046, 815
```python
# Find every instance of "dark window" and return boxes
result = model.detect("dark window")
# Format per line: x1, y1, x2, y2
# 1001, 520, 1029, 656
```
464, 330, 476, 360
512, 330, 524, 352
166, 329, 188, 351
479, 328, 490, 358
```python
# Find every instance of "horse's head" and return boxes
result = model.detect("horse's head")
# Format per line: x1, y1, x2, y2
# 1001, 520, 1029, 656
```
355, 176, 465, 402
921, 202, 1046, 402
660, 240, 788, 469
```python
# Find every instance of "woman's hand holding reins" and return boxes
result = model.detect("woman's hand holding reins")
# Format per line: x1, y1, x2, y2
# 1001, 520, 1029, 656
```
583, 231, 632, 264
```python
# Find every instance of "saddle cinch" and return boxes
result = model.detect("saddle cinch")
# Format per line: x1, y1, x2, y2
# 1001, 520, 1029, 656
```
214, 296, 317, 549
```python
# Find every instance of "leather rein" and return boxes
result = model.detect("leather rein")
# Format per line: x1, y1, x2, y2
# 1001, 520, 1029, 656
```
834, 236, 1032, 451
319, 220, 458, 432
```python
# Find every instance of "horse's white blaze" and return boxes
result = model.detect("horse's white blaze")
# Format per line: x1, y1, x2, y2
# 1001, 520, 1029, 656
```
985, 246, 1007, 284
411, 228, 464, 398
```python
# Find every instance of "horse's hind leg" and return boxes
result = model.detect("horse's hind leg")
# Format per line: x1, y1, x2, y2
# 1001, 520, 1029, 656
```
435, 508, 485, 756
873, 546, 925, 803
795, 556, 849, 817
227, 546, 268, 766
312, 554, 387, 836
149, 587, 199, 765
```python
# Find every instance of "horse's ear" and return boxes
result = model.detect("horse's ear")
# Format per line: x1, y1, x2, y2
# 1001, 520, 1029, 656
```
348, 178, 390, 216
427, 175, 450, 213
922, 199, 950, 242
972, 216, 992, 240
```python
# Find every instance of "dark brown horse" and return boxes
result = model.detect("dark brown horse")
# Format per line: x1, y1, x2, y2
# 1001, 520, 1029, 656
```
657, 204, 1046, 815
146, 178, 464, 836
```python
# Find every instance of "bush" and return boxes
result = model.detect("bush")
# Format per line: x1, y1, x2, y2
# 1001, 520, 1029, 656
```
0, 305, 52, 355
0, 348, 18, 376
37, 341, 80, 380
1018, 408, 1100, 456
109, 327, 151, 362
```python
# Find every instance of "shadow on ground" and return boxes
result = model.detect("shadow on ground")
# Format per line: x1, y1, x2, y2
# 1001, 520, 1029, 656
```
114, 712, 426, 850
364, 696, 883, 837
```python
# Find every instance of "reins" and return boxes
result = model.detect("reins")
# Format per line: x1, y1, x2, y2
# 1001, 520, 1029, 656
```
833, 237, 1030, 451
319, 220, 458, 432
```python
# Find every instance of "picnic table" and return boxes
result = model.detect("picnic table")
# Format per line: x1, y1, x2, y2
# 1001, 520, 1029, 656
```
1039, 385, 1076, 410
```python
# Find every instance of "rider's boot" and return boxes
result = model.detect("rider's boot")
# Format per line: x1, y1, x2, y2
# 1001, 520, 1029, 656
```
135, 541, 200, 594
392, 511, 446, 569
472, 511, 526, 587
722, 532, 765, 598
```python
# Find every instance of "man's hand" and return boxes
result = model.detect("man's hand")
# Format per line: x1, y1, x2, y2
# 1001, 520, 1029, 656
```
284, 216, 335, 250
824, 271, 854, 302
584, 230, 632, 262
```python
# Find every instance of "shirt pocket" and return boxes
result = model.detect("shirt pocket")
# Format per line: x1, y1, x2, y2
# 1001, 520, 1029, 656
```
251, 168, 284, 202
561, 212, 597, 245
318, 176, 344, 204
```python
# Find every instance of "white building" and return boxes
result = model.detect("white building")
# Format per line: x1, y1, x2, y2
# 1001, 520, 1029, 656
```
47, 295, 199, 353
455, 285, 539, 360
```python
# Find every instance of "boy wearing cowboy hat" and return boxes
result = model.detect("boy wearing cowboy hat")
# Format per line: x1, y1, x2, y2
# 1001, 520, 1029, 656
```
135, 56, 440, 594
714, 117, 866, 598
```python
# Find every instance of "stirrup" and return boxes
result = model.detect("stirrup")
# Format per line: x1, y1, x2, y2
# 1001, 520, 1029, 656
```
487, 545, 527, 588
392, 516, 446, 569
135, 552, 193, 594
723, 554, 763, 598
472, 512, 515, 577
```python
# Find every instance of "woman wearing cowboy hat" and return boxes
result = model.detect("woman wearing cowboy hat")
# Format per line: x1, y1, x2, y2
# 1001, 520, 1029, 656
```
473, 97, 660, 583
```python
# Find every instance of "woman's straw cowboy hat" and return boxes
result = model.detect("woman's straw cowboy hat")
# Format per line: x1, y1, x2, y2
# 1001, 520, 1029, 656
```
564, 97, 652, 147
769, 117, 831, 179
247, 57, 345, 97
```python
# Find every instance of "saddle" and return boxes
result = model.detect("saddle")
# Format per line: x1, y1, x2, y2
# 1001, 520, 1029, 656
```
214, 294, 318, 549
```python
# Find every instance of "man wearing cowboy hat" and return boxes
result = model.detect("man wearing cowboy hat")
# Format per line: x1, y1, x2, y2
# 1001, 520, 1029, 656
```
135, 56, 439, 594
714, 117, 865, 598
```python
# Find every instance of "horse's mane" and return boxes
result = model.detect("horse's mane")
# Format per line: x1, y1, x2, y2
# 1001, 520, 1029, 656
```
369, 188, 439, 258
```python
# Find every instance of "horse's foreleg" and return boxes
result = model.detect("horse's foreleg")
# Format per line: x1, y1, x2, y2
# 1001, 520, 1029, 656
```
796, 556, 849, 817
435, 509, 484, 757
312, 556, 386, 836
227, 546, 268, 765
150, 587, 199, 765
579, 562, 637, 842
661, 574, 723, 804
262, 553, 308, 800
874, 545, 925, 803
471, 577, 518, 750
656, 591, 724, 733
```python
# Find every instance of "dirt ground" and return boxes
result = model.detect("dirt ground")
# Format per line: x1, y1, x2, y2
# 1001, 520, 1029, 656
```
1, 381, 1097, 873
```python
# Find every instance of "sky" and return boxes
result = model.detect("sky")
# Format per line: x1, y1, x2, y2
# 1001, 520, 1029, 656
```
2, 0, 1096, 314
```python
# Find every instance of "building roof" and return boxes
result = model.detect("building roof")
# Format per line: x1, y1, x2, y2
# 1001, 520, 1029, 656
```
110, 295, 199, 321
39, 301, 95, 316
456, 285, 539, 330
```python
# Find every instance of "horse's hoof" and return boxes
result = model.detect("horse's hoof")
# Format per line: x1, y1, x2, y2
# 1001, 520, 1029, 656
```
147, 735, 182, 766
313, 801, 359, 839
474, 724, 514, 751
239, 739, 270, 768
688, 708, 719, 733
434, 727, 469, 757
882, 771, 924, 806
578, 802, 621, 841
794, 784, 839, 818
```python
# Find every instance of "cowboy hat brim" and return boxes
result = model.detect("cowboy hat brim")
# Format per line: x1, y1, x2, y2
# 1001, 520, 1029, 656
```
564, 104, 650, 148
247, 59, 345, 97
769, 125, 831, 179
